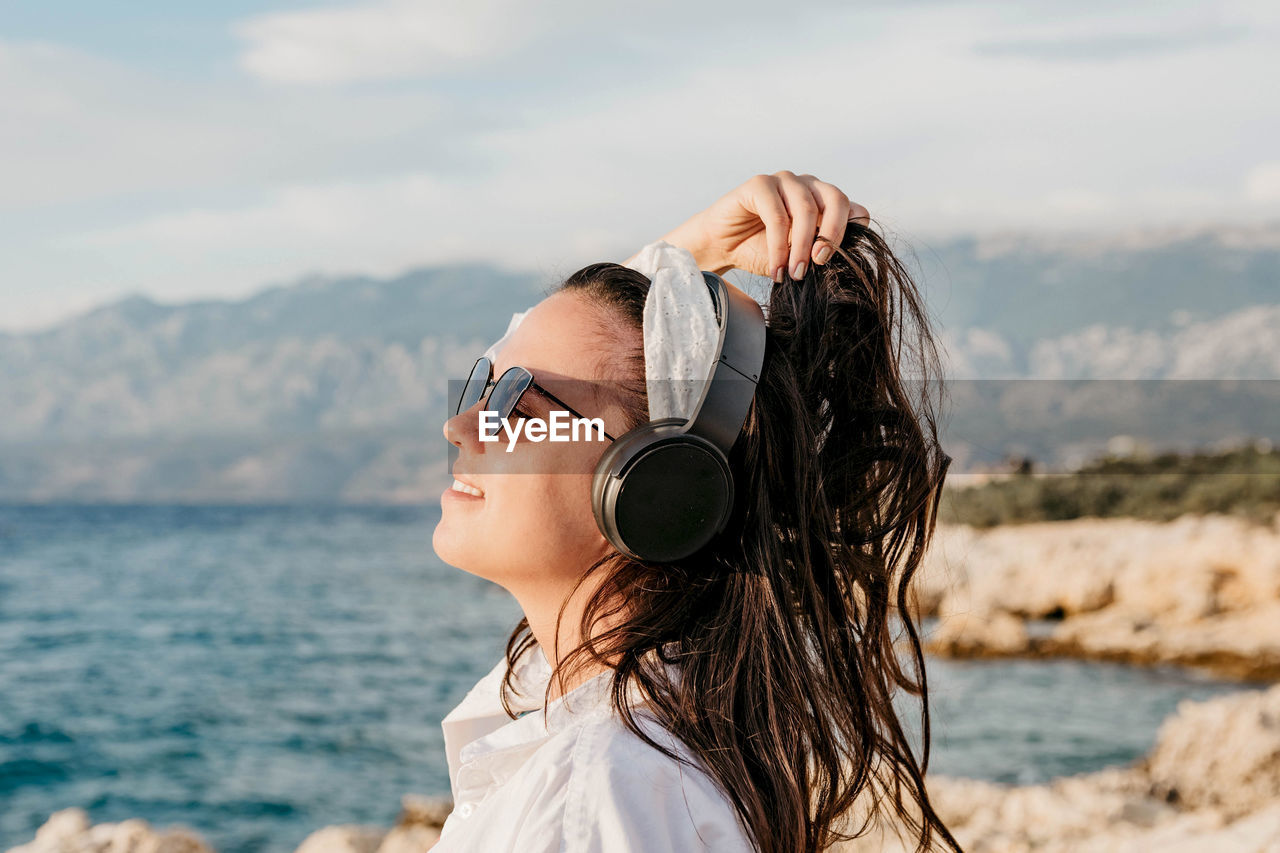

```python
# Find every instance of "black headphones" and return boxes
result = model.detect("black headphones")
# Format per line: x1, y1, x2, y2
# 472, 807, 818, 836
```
592, 271, 767, 562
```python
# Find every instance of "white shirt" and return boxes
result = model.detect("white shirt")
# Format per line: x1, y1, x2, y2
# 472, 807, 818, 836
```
432, 649, 755, 852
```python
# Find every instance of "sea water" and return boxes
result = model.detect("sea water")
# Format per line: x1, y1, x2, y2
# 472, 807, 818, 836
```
0, 505, 1253, 852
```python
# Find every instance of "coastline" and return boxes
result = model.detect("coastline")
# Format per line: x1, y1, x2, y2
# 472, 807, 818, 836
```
839, 682, 1280, 852
918, 513, 1280, 681
9, 511, 1280, 852
13, 683, 1280, 852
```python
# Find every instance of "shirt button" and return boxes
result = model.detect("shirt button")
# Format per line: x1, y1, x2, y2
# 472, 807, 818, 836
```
458, 803, 475, 818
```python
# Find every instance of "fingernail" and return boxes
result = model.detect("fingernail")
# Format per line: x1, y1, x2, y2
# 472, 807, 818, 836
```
791, 261, 806, 280
773, 266, 785, 283
814, 245, 833, 265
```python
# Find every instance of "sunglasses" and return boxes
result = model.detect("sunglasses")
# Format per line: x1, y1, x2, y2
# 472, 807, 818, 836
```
455, 356, 617, 442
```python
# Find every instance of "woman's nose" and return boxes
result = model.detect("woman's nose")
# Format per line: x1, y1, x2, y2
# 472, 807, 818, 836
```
444, 408, 470, 447
444, 405, 486, 449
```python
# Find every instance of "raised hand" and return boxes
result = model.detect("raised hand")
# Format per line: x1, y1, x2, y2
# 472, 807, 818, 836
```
653, 172, 870, 282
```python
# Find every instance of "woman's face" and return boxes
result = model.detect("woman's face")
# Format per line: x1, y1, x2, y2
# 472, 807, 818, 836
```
433, 290, 637, 592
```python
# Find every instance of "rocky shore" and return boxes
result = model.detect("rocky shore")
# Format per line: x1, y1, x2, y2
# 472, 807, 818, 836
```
8, 794, 451, 853
917, 513, 1280, 680
13, 683, 1280, 852
11, 511, 1280, 852
842, 681, 1280, 852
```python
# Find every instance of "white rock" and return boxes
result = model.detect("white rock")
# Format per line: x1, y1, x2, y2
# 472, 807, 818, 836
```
1146, 683, 1280, 817
293, 825, 387, 853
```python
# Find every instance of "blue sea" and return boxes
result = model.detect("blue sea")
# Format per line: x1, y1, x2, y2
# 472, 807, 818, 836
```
0, 505, 1254, 852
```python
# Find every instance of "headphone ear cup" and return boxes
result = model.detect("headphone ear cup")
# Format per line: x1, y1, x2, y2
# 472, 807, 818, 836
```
593, 425, 733, 563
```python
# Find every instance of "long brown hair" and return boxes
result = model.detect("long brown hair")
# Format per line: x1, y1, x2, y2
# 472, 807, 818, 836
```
501, 222, 959, 853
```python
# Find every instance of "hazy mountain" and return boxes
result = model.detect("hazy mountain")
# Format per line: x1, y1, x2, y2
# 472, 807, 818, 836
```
1, 227, 1276, 501
0, 265, 545, 443
941, 303, 1280, 379
918, 225, 1280, 357
0, 265, 546, 502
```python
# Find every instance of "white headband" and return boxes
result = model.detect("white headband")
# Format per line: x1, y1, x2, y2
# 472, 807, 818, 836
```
483, 240, 718, 423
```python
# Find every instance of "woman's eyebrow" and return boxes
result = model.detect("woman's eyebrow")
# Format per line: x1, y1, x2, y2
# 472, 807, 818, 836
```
522, 386, 556, 412
527, 383, 591, 416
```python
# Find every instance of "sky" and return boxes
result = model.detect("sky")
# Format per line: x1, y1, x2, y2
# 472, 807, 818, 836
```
2, 0, 1278, 332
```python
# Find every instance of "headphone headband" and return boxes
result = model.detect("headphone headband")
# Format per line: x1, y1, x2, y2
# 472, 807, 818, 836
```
592, 271, 767, 562
681, 272, 767, 455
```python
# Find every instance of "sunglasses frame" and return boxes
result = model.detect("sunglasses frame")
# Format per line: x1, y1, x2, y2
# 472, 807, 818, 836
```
455, 356, 617, 443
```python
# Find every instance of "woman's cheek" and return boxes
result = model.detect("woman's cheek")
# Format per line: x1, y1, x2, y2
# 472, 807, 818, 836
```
495, 439, 611, 549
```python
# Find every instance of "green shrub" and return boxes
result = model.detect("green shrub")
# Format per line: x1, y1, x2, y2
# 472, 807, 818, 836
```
939, 445, 1280, 527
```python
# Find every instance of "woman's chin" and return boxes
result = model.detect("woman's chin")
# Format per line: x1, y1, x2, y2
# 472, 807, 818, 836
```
433, 517, 489, 575
431, 518, 464, 566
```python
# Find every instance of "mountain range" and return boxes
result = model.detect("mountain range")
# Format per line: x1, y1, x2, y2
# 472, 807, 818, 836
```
2, 227, 1276, 502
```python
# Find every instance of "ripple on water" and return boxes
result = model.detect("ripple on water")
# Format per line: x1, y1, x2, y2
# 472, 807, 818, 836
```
0, 504, 1259, 851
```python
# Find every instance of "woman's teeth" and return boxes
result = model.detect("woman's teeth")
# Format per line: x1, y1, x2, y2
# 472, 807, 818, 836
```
451, 479, 484, 497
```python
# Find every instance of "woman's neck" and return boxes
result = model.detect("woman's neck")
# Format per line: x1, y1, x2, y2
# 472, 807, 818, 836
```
508, 576, 614, 703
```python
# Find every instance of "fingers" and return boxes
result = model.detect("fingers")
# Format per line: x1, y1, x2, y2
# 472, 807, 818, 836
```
741, 174, 792, 283
744, 171, 871, 281
776, 171, 820, 281
806, 177, 851, 266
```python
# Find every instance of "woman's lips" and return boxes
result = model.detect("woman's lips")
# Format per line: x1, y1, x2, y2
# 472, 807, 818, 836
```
448, 478, 484, 498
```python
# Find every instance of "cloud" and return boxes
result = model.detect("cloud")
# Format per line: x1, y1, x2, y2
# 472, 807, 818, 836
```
60, 4, 1280, 312
231, 0, 854, 85
234, 0, 1273, 85
59, 170, 642, 304
0, 38, 446, 210
4, 0, 1280, 332
974, 26, 1247, 62
235, 0, 545, 84
1245, 163, 1280, 203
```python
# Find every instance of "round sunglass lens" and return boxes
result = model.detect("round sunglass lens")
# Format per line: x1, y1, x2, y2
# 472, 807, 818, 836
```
485, 369, 532, 435
457, 357, 491, 415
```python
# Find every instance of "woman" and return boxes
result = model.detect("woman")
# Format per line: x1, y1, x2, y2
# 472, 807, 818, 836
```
432, 172, 959, 853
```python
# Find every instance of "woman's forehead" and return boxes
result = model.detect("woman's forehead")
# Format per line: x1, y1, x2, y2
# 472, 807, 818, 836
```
495, 291, 625, 384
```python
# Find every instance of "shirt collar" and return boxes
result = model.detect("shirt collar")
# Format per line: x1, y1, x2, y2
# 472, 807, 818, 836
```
440, 647, 549, 793
441, 643, 685, 805
444, 649, 633, 803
